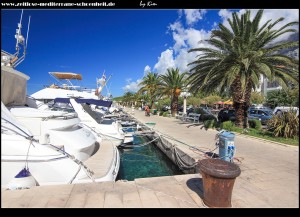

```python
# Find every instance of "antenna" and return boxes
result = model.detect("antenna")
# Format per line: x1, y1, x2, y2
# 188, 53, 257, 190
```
25, 16, 31, 50
14, 14, 31, 67
14, 10, 24, 54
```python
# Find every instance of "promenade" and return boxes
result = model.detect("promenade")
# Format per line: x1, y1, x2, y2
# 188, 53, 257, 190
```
127, 108, 299, 208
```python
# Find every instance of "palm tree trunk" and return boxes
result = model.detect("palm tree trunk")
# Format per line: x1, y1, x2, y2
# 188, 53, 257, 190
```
171, 95, 179, 117
231, 76, 244, 128
243, 79, 252, 128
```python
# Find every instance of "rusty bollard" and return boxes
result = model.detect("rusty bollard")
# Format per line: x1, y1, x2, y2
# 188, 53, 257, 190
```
198, 158, 241, 208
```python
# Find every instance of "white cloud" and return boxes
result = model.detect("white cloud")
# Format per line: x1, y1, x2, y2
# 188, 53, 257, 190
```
123, 78, 142, 93
213, 22, 218, 28
218, 9, 232, 21
185, 28, 210, 49
144, 65, 151, 76
184, 9, 207, 26
154, 49, 176, 74
174, 49, 197, 72
153, 20, 211, 74
168, 20, 210, 53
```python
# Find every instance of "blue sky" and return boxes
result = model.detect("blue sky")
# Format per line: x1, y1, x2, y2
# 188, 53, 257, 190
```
1, 9, 298, 97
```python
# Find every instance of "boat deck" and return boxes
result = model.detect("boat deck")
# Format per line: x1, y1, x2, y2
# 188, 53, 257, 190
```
80, 140, 116, 181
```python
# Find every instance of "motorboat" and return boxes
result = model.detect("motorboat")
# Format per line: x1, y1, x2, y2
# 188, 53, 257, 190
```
1, 10, 120, 188
54, 97, 129, 146
31, 72, 133, 145
31, 72, 99, 102
2, 102, 120, 188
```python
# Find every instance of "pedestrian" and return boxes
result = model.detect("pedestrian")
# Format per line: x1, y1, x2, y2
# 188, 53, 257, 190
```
145, 105, 150, 116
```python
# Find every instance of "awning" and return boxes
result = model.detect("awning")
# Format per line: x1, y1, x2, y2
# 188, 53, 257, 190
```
54, 98, 112, 107
49, 72, 82, 80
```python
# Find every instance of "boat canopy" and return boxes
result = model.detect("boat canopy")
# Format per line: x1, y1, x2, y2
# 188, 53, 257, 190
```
54, 98, 112, 107
49, 72, 82, 80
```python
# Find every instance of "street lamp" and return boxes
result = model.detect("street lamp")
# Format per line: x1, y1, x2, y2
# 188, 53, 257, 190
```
180, 91, 191, 115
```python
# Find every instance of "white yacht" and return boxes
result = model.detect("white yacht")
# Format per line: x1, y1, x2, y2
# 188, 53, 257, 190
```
31, 72, 133, 146
1, 10, 120, 188
31, 72, 99, 102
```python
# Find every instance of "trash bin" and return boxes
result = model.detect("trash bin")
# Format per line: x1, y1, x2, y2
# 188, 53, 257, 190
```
198, 158, 241, 208
151, 109, 157, 115
218, 131, 235, 162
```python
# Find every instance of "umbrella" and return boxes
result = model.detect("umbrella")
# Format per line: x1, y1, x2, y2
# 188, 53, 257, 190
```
224, 100, 233, 105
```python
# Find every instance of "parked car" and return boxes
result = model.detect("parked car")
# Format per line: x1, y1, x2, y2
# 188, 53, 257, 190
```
248, 108, 273, 125
161, 105, 170, 112
273, 106, 299, 117
193, 107, 217, 122
218, 109, 236, 122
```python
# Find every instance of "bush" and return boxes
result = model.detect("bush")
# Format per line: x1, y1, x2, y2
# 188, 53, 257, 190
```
220, 121, 235, 131
248, 119, 262, 130
267, 111, 299, 138
162, 111, 169, 117
159, 111, 164, 116
204, 119, 217, 129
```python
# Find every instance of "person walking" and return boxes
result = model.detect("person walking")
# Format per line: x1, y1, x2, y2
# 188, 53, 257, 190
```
145, 105, 150, 116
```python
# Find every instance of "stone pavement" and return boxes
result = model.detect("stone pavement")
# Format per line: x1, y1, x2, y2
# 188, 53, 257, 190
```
1, 108, 298, 208
2, 174, 205, 208
126, 108, 299, 208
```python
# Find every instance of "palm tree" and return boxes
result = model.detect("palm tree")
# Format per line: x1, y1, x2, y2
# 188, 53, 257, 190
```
138, 72, 162, 109
159, 68, 188, 117
188, 9, 299, 128
123, 91, 134, 106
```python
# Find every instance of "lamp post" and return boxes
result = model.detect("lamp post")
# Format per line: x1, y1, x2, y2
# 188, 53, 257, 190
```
180, 91, 191, 115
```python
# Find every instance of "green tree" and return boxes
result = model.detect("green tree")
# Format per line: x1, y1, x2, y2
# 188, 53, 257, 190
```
188, 9, 298, 128
122, 91, 135, 106
203, 95, 222, 106
250, 92, 265, 105
159, 68, 188, 116
266, 90, 297, 109
138, 72, 162, 109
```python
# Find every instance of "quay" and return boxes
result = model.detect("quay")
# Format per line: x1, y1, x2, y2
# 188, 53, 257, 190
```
2, 108, 298, 208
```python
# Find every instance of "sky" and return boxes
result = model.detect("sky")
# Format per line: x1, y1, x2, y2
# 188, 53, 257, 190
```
1, 9, 299, 97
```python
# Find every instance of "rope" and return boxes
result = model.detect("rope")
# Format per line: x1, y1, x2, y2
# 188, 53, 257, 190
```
2, 118, 96, 183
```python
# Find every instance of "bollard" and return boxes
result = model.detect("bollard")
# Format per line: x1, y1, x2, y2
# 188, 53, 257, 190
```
198, 158, 241, 208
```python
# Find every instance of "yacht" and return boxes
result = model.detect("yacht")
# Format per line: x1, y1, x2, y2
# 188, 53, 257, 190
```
1, 10, 120, 188
31, 72, 133, 146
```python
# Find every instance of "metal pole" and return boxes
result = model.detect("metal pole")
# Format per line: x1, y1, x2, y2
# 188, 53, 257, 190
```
183, 96, 187, 115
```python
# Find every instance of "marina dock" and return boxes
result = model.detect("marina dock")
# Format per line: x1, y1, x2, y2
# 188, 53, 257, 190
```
2, 108, 298, 208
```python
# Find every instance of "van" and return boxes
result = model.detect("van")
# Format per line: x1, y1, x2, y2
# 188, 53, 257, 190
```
273, 106, 299, 116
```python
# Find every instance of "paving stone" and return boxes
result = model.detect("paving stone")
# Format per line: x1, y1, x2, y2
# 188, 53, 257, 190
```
65, 193, 87, 208
156, 192, 180, 208
103, 191, 123, 208
84, 192, 105, 208
27, 195, 50, 208
123, 199, 142, 208
45, 194, 70, 208
7, 196, 33, 208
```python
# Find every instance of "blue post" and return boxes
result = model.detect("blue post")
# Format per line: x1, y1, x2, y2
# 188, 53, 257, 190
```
218, 131, 235, 162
